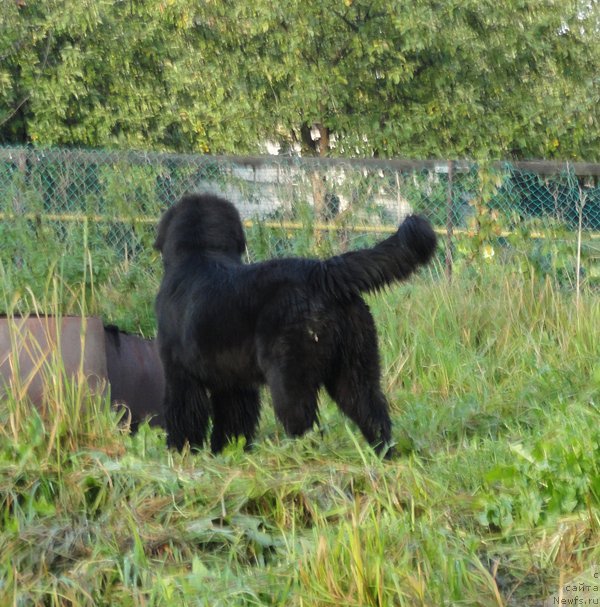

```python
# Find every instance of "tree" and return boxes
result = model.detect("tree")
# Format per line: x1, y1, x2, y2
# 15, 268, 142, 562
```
1, 0, 598, 160
220, 0, 599, 159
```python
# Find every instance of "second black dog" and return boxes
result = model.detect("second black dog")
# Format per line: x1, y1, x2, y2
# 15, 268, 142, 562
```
154, 194, 437, 456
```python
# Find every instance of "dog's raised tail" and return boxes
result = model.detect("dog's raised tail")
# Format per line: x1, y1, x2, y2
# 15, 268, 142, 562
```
313, 215, 437, 299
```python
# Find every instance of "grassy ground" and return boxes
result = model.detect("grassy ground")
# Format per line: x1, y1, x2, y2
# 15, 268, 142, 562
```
0, 267, 599, 606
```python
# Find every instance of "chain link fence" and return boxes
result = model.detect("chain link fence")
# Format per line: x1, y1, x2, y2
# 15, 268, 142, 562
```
0, 146, 599, 327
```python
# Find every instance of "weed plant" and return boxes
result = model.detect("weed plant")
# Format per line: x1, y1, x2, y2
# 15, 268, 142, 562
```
0, 229, 599, 605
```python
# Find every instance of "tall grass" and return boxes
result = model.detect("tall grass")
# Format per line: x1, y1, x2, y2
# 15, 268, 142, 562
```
1, 253, 599, 605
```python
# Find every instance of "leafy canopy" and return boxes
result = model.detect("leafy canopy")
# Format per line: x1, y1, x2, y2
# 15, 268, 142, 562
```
1, 0, 598, 159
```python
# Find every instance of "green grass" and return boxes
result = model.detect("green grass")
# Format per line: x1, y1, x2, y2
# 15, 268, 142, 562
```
1, 263, 599, 606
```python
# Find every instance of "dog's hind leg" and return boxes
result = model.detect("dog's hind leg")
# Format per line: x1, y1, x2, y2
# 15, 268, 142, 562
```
266, 366, 320, 438
325, 316, 393, 457
325, 372, 393, 457
163, 369, 211, 451
210, 388, 261, 453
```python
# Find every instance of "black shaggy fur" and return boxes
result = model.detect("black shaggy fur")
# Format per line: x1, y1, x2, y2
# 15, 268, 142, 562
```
154, 193, 437, 456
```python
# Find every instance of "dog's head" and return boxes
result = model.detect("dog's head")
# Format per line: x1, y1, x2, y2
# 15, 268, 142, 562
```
154, 194, 246, 261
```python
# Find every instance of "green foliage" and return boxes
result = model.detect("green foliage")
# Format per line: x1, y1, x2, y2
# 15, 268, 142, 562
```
2, 1, 599, 158
1, 262, 600, 605
479, 405, 600, 530
454, 167, 507, 267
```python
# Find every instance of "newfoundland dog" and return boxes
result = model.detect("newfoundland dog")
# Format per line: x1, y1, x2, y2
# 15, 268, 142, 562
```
154, 193, 437, 456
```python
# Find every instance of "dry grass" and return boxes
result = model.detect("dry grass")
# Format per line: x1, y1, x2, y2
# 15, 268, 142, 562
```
0, 263, 599, 605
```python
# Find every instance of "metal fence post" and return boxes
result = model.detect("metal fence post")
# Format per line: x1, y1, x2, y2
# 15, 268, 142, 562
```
445, 160, 454, 281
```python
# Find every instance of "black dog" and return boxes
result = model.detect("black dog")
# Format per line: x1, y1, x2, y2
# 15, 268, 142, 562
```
154, 193, 437, 456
